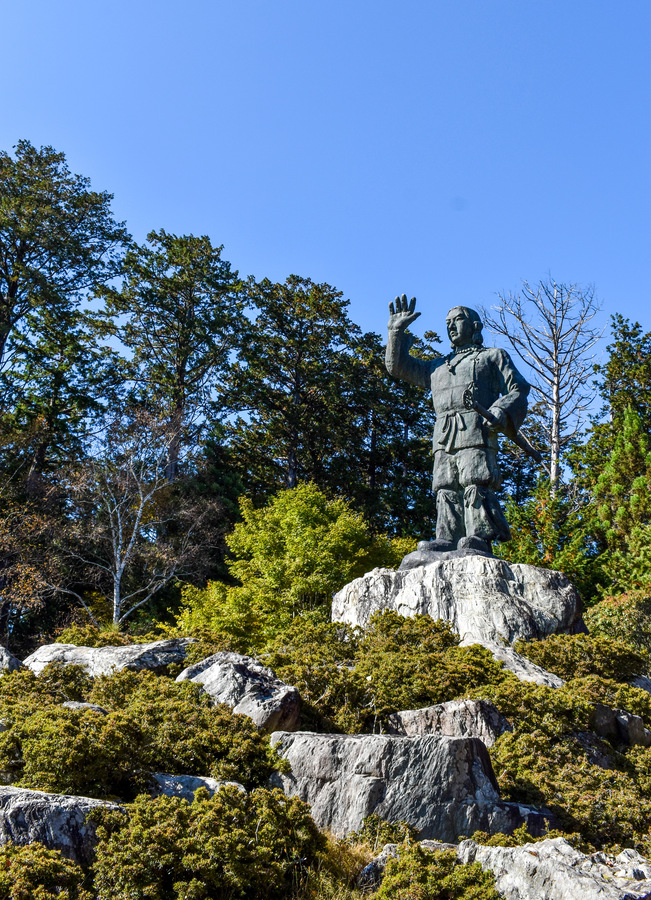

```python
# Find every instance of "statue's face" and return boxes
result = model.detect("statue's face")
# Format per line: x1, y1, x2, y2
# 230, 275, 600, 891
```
446, 308, 475, 348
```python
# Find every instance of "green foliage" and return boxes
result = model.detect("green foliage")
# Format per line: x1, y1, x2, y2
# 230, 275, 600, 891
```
0, 667, 277, 798
355, 613, 508, 725
263, 619, 365, 732
265, 612, 508, 733
497, 478, 603, 602
88, 670, 278, 788
377, 845, 500, 900
92, 786, 324, 900
585, 590, 651, 659
55, 625, 136, 647
0, 842, 90, 900
590, 408, 651, 592
513, 633, 647, 682
176, 484, 413, 650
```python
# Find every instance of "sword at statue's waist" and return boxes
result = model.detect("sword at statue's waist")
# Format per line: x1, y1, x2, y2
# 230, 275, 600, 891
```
462, 387, 546, 468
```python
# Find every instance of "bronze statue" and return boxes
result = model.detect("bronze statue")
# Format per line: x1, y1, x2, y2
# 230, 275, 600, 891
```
386, 294, 535, 556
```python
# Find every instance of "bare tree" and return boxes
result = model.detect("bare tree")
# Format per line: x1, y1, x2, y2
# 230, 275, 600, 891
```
482, 278, 602, 486
50, 411, 217, 625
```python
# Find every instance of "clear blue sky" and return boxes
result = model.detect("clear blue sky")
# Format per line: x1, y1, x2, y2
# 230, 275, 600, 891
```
3, 1, 650, 344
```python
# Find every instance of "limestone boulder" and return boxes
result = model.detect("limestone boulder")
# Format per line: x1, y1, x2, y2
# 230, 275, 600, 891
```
149, 773, 245, 802
386, 699, 511, 747
270, 731, 547, 841
332, 556, 582, 686
176, 652, 300, 733
332, 556, 582, 643
0, 647, 22, 673
457, 836, 651, 900
0, 785, 122, 866
22, 638, 194, 677
360, 838, 651, 898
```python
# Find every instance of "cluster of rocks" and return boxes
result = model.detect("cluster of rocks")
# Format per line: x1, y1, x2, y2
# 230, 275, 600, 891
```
2, 555, 651, 898
360, 837, 651, 900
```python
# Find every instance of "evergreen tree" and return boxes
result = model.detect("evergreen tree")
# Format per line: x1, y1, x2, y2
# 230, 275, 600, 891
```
592, 408, 651, 591
101, 230, 245, 482
0, 140, 127, 373
226, 275, 363, 495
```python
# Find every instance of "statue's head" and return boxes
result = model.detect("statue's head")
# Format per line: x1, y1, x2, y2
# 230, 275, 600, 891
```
445, 306, 484, 348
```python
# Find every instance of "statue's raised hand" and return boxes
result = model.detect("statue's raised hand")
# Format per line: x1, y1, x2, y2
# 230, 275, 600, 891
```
388, 294, 420, 331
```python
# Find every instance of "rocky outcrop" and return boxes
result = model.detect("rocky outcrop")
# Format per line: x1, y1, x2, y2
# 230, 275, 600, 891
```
0, 786, 122, 866
590, 703, 651, 747
386, 699, 511, 747
359, 837, 651, 898
332, 557, 582, 643
482, 641, 564, 687
22, 639, 194, 678
149, 773, 245, 802
0, 647, 22, 673
176, 652, 300, 733
270, 731, 548, 841
332, 556, 582, 686
457, 836, 651, 900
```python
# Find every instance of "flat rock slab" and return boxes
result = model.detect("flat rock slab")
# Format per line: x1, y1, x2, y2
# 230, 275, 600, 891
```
22, 639, 194, 677
150, 773, 245, 802
0, 647, 22, 673
270, 731, 546, 841
457, 836, 651, 900
0, 785, 121, 866
176, 652, 300, 733
387, 699, 511, 747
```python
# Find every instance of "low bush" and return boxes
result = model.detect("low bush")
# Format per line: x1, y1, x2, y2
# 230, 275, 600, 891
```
513, 633, 647, 682
0, 667, 278, 799
0, 842, 90, 900
92, 786, 324, 900
376, 844, 500, 900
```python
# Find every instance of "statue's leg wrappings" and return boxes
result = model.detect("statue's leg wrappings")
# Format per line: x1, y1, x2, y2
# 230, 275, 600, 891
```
436, 489, 465, 545
432, 450, 464, 545
458, 449, 511, 543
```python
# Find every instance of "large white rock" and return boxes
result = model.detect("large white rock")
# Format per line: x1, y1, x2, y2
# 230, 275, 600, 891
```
22, 638, 194, 677
149, 773, 245, 802
457, 836, 651, 900
386, 699, 511, 747
0, 785, 121, 866
360, 838, 651, 898
176, 652, 300, 733
332, 556, 582, 686
270, 730, 547, 841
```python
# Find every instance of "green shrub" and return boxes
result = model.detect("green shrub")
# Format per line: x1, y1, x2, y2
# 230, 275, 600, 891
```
175, 484, 414, 652
0, 842, 90, 900
356, 613, 508, 725
513, 633, 648, 682
88, 670, 278, 788
346, 813, 417, 853
263, 619, 365, 732
0, 663, 92, 714
585, 591, 651, 661
377, 844, 500, 900
92, 786, 324, 900
0, 668, 279, 799
489, 729, 651, 849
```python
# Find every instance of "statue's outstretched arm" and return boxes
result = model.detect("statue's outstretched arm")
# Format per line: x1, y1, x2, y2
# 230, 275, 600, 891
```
385, 294, 431, 388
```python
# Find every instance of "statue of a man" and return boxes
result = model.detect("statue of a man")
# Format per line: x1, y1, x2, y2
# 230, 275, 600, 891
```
386, 294, 530, 554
